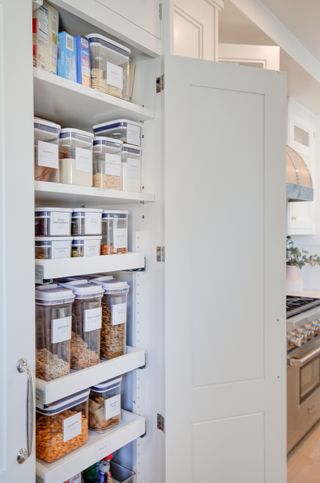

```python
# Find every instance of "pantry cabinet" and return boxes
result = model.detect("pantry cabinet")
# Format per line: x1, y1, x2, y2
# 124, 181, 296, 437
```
0, 1, 287, 482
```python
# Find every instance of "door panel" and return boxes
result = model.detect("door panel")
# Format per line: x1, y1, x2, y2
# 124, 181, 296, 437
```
219, 43, 280, 70
164, 56, 286, 483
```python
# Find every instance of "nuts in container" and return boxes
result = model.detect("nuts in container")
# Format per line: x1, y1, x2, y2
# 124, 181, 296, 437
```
34, 117, 61, 182
36, 284, 74, 381
89, 377, 122, 432
101, 210, 128, 255
36, 389, 89, 462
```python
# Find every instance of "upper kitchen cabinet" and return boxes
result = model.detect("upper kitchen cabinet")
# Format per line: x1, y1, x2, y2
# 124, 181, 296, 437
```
172, 0, 224, 60
51, 0, 162, 56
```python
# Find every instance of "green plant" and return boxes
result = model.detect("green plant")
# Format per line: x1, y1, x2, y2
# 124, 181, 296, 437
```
286, 236, 320, 269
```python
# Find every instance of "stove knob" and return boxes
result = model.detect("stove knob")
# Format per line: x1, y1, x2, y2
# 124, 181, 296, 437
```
312, 321, 320, 335
287, 332, 304, 348
296, 328, 309, 342
303, 324, 315, 339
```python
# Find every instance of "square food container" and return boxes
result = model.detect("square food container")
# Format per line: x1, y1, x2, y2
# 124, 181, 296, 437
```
36, 284, 74, 381
59, 128, 94, 187
101, 210, 129, 255
36, 389, 89, 463
34, 117, 61, 182
93, 119, 142, 146
89, 377, 122, 432
35, 236, 72, 259
87, 34, 131, 100
93, 137, 123, 190
122, 144, 142, 193
71, 208, 102, 236
72, 236, 102, 257
35, 207, 72, 236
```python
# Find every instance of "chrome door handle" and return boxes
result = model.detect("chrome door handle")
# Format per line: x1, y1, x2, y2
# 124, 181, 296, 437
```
17, 358, 34, 463
289, 345, 320, 367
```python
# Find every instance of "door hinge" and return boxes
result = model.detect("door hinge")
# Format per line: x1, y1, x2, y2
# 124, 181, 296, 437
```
159, 2, 163, 20
156, 74, 164, 93
157, 413, 165, 432
156, 246, 165, 262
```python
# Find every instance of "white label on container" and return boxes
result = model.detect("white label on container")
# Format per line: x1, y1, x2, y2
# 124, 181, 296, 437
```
63, 412, 82, 442
51, 239, 71, 259
111, 302, 127, 326
106, 62, 123, 90
84, 212, 101, 235
49, 212, 70, 236
104, 153, 121, 176
37, 141, 59, 168
113, 228, 128, 250
51, 316, 72, 344
104, 394, 121, 419
83, 239, 100, 257
124, 157, 141, 192
75, 147, 92, 173
127, 125, 141, 146
84, 307, 102, 332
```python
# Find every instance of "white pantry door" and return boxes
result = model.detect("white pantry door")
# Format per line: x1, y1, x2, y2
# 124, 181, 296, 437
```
164, 56, 287, 483
0, 1, 35, 482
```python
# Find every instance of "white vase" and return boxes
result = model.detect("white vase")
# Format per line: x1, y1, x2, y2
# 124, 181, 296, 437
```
286, 265, 303, 292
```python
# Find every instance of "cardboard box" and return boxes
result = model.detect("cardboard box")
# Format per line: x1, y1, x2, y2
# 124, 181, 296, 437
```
33, 1, 59, 73
75, 36, 91, 88
57, 32, 77, 82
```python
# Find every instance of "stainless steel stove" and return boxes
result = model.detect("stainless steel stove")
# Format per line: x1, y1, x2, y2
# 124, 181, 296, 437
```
287, 295, 320, 452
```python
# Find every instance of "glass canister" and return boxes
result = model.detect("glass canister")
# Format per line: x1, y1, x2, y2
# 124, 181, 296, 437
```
122, 144, 142, 193
101, 210, 129, 255
89, 377, 122, 432
34, 117, 61, 182
60, 281, 103, 370
87, 34, 131, 100
93, 137, 123, 190
35, 237, 72, 259
35, 207, 72, 236
36, 389, 89, 463
36, 285, 74, 381
59, 128, 94, 186
92, 277, 129, 360
71, 208, 102, 236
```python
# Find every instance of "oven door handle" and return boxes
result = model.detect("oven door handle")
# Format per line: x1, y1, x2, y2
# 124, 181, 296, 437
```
289, 346, 320, 367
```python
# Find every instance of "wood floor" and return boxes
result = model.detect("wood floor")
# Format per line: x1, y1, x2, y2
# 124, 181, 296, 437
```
288, 421, 320, 483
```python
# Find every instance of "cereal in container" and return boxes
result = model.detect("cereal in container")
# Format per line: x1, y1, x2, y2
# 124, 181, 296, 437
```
89, 377, 122, 432
101, 210, 128, 255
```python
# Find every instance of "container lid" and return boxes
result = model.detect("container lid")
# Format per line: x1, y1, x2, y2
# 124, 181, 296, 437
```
34, 117, 61, 132
35, 207, 73, 213
102, 209, 128, 217
59, 281, 104, 298
72, 236, 102, 241
35, 236, 72, 242
86, 33, 131, 58
36, 388, 90, 414
93, 136, 123, 148
36, 284, 75, 303
72, 208, 102, 214
60, 128, 94, 146
91, 376, 122, 392
93, 119, 142, 133
93, 278, 129, 293
122, 143, 142, 154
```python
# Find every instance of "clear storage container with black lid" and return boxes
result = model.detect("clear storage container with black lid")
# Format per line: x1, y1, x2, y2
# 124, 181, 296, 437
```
122, 144, 142, 193
59, 128, 94, 187
93, 136, 123, 190
35, 236, 72, 259
101, 210, 128, 255
93, 119, 142, 146
34, 117, 61, 182
89, 376, 122, 431
35, 207, 72, 237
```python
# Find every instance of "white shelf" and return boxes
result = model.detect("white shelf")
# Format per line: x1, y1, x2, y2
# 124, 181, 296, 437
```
35, 181, 155, 205
34, 68, 154, 129
35, 253, 145, 282
36, 410, 145, 483
36, 347, 145, 405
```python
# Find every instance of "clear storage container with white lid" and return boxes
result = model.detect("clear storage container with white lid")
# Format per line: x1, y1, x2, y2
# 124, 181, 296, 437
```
93, 136, 123, 190
72, 236, 102, 257
59, 281, 103, 370
36, 284, 74, 381
92, 278, 129, 360
101, 210, 129, 255
93, 119, 142, 146
122, 144, 142, 193
71, 208, 102, 236
59, 128, 94, 187
87, 34, 131, 100
35, 236, 72, 259
34, 117, 61, 183
35, 207, 72, 236
36, 388, 89, 463
89, 376, 122, 432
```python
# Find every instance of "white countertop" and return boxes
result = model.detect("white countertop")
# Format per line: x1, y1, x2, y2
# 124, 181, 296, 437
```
288, 290, 320, 299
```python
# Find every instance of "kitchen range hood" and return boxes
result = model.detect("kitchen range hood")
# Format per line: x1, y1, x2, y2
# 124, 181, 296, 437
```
286, 145, 313, 201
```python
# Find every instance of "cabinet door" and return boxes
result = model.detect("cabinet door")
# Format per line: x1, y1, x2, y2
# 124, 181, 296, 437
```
219, 43, 280, 70
164, 56, 286, 483
0, 1, 35, 483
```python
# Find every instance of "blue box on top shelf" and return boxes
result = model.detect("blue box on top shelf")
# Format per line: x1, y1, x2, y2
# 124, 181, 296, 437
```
75, 36, 91, 87
57, 31, 76, 82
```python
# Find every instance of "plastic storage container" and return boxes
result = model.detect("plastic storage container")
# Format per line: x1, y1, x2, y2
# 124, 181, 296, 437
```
93, 119, 142, 146
59, 129, 94, 186
35, 237, 72, 259
35, 207, 72, 236
72, 236, 102, 257
92, 277, 129, 360
89, 376, 122, 431
36, 285, 74, 381
122, 144, 142, 193
34, 117, 61, 182
101, 211, 129, 255
87, 34, 131, 100
93, 137, 123, 190
111, 462, 136, 483
36, 389, 89, 463
60, 281, 103, 369
71, 208, 102, 236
